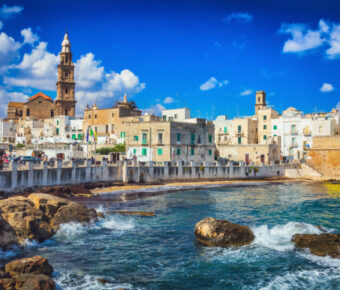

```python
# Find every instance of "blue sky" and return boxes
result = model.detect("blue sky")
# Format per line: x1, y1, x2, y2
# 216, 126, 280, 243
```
0, 0, 340, 118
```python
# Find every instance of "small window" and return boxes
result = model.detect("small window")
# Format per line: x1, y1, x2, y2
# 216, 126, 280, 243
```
56, 128, 59, 135
57, 120, 59, 125
133, 135, 139, 141
163, 115, 166, 121
88, 115, 91, 119
133, 149, 137, 154
112, 113, 114, 118
264, 135, 267, 140
142, 133, 147, 140
238, 125, 241, 133
105, 125, 108, 134
176, 148, 181, 155
208, 149, 212, 156
94, 115, 97, 119
177, 133, 181, 142
26, 108, 30, 116
51, 110, 54, 117
191, 148, 195, 155
238, 137, 242, 144
191, 133, 195, 144
273, 125, 277, 130
209, 135, 212, 143
65, 88, 68, 94
198, 135, 201, 144
157, 148, 163, 155
174, 114, 177, 119
224, 127, 227, 133
263, 115, 267, 120
120, 131, 126, 138
142, 148, 147, 156
263, 125, 267, 130
158, 133, 163, 144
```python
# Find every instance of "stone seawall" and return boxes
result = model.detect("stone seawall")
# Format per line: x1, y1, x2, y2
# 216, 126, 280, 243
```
0, 160, 294, 193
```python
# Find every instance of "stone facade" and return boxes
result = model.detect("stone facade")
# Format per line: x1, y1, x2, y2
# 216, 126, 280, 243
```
307, 136, 340, 178
122, 119, 215, 163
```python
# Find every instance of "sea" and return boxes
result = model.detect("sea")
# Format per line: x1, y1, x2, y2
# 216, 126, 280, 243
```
1, 182, 340, 289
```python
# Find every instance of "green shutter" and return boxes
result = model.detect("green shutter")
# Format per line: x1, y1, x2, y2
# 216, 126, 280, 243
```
273, 125, 277, 130
134, 135, 139, 141
157, 148, 163, 155
191, 134, 195, 145
142, 148, 147, 156
120, 131, 126, 138
133, 149, 137, 154
209, 135, 212, 143
177, 133, 181, 141
72, 134, 76, 139
224, 127, 227, 133
176, 148, 181, 155
208, 149, 212, 156
264, 135, 267, 140
191, 148, 194, 155
238, 137, 241, 144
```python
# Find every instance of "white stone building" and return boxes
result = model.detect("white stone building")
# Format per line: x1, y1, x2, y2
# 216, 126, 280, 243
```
0, 119, 16, 143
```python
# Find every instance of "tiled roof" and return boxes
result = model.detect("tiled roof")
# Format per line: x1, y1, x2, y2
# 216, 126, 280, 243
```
28, 92, 53, 102
8, 102, 24, 108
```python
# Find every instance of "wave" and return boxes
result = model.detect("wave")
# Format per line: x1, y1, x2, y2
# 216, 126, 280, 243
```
252, 222, 325, 252
98, 215, 135, 231
54, 270, 134, 290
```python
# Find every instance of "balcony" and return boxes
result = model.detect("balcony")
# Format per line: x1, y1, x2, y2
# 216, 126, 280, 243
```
142, 139, 148, 145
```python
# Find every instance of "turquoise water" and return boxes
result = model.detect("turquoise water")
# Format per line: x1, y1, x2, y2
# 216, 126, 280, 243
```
2, 183, 340, 289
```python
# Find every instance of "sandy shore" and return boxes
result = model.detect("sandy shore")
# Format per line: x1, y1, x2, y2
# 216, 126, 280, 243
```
87, 177, 312, 202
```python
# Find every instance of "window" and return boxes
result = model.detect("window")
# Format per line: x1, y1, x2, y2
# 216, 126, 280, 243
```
174, 114, 177, 119
57, 120, 59, 125
238, 125, 241, 133
224, 127, 227, 133
163, 115, 166, 121
78, 134, 83, 140
273, 125, 277, 130
51, 110, 54, 117
264, 135, 267, 140
263, 125, 267, 130
209, 135, 212, 143
176, 148, 181, 155
88, 115, 91, 119
142, 148, 147, 156
238, 137, 242, 144
65, 109, 68, 115
72, 134, 76, 140
291, 125, 296, 133
26, 108, 30, 116
120, 131, 126, 138
191, 133, 195, 145
112, 113, 114, 118
177, 133, 181, 142
56, 128, 59, 135
208, 149, 212, 156
292, 137, 296, 145
263, 115, 267, 120
133, 135, 139, 141
158, 133, 163, 144
157, 148, 163, 155
142, 133, 147, 140
94, 115, 97, 119
65, 88, 68, 94
191, 148, 195, 155
133, 149, 137, 154
198, 135, 201, 144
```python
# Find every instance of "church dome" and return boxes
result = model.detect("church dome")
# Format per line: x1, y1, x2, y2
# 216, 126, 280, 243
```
61, 32, 71, 53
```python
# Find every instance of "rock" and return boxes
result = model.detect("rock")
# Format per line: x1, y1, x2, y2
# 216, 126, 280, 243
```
292, 233, 340, 259
97, 278, 112, 285
0, 193, 98, 247
50, 202, 97, 230
0, 215, 18, 250
194, 217, 255, 247
5, 256, 53, 277
110, 211, 155, 217
0, 256, 55, 290
0, 196, 54, 245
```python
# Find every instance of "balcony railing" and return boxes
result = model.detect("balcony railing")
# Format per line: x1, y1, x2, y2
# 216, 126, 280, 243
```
142, 139, 148, 145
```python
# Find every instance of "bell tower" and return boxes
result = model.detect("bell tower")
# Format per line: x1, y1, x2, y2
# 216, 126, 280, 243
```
55, 32, 76, 116
255, 90, 266, 115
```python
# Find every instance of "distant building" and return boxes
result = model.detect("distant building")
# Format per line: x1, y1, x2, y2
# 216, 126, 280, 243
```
6, 32, 76, 121
0, 119, 16, 143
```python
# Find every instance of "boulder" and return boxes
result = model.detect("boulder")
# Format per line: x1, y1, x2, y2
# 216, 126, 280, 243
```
0, 256, 55, 290
5, 256, 53, 277
0, 197, 54, 245
0, 193, 98, 247
292, 233, 340, 259
50, 202, 97, 230
194, 217, 255, 247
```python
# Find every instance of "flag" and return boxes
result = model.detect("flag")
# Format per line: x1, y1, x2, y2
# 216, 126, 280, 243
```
94, 130, 97, 143
86, 127, 89, 142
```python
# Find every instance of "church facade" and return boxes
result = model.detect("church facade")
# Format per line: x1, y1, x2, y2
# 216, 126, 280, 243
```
6, 32, 76, 120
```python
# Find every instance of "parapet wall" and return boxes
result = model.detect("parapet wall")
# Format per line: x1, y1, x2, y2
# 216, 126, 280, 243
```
0, 160, 292, 193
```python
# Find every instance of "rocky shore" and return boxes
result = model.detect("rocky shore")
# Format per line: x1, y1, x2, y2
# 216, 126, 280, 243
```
0, 193, 99, 250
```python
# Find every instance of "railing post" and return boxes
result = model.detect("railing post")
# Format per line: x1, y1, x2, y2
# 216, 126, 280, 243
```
11, 161, 17, 190
85, 159, 92, 182
71, 160, 77, 183
27, 161, 34, 188
164, 161, 169, 180
43, 162, 48, 186
57, 160, 62, 185
122, 160, 128, 183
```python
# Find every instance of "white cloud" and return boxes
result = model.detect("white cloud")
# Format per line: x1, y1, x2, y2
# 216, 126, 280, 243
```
320, 83, 334, 93
200, 77, 228, 91
163, 97, 174, 104
222, 12, 253, 23
0, 88, 28, 117
0, 4, 23, 19
4, 41, 59, 90
280, 23, 323, 53
0, 31, 20, 72
240, 89, 253, 96
280, 19, 340, 58
143, 103, 165, 115
21, 28, 39, 45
